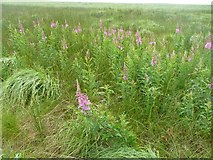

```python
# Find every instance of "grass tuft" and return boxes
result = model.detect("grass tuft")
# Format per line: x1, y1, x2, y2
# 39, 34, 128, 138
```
2, 69, 60, 107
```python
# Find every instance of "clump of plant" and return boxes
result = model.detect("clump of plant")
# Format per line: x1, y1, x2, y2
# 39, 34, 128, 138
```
44, 80, 140, 158
2, 68, 60, 107
0, 57, 17, 81
45, 104, 139, 158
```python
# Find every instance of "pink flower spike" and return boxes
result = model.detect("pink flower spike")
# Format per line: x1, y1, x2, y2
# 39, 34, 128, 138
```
135, 31, 142, 46
123, 75, 127, 81
78, 23, 82, 32
126, 30, 131, 37
112, 28, 116, 34
118, 45, 123, 50
135, 30, 140, 37
19, 25, 24, 33
176, 28, 180, 33
74, 27, 78, 34
188, 56, 192, 62
136, 37, 142, 46
51, 22, 57, 28
123, 62, 128, 81
104, 30, 108, 36
151, 56, 157, 67
18, 19, 24, 33
75, 79, 91, 114
205, 42, 212, 50
119, 28, 124, 33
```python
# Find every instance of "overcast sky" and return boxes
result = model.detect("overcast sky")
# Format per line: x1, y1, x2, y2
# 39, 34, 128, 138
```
2, 0, 212, 5
52, 0, 211, 5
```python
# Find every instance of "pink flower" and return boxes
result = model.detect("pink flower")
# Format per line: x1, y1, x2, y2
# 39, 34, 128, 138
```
119, 28, 124, 33
123, 75, 127, 81
126, 30, 131, 37
18, 19, 24, 33
76, 92, 91, 113
74, 27, 78, 34
112, 28, 116, 34
135, 31, 140, 37
151, 55, 157, 66
123, 62, 128, 81
19, 25, 24, 33
73, 23, 82, 33
118, 45, 123, 50
188, 56, 192, 62
136, 37, 142, 46
150, 35, 156, 45
205, 42, 212, 50
135, 31, 142, 46
51, 22, 57, 28
176, 28, 180, 33
104, 30, 108, 36
76, 79, 91, 113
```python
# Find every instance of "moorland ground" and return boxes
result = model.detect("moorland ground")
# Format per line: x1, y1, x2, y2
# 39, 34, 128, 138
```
1, 2, 212, 158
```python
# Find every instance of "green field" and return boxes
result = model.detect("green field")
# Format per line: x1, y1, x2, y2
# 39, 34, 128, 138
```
1, 2, 212, 158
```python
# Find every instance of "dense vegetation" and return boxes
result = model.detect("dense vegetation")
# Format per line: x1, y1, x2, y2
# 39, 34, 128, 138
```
1, 2, 212, 158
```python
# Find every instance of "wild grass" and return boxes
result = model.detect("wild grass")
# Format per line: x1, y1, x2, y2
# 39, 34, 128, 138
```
2, 69, 60, 107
